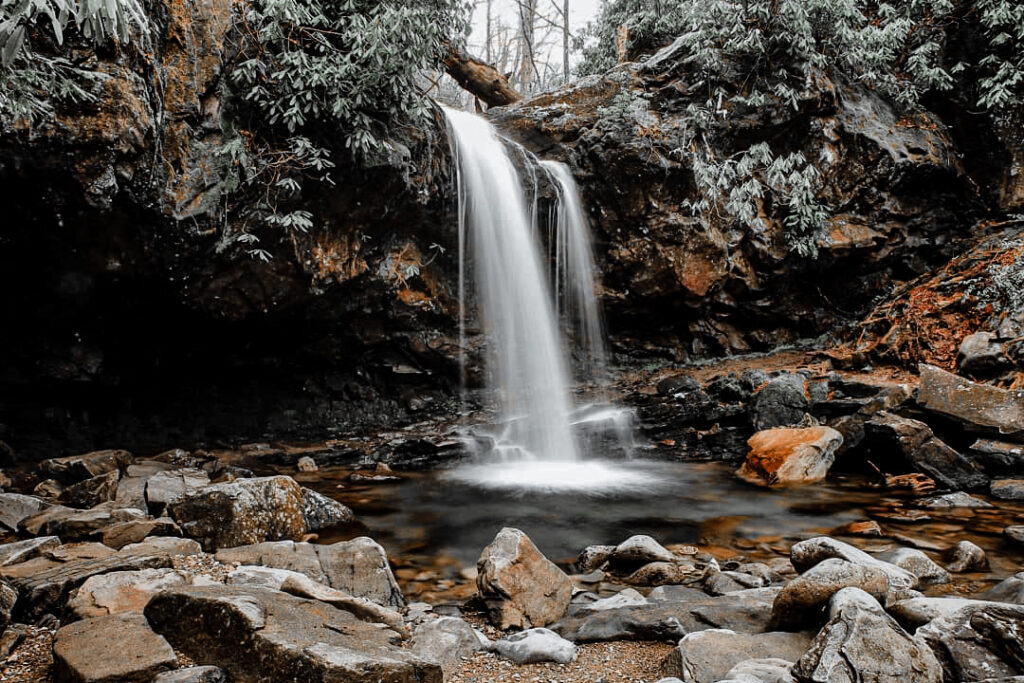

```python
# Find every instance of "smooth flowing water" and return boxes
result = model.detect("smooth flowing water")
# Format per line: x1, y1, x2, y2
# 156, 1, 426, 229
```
444, 106, 637, 480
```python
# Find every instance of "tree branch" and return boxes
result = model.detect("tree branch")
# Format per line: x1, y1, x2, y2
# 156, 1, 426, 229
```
442, 45, 523, 107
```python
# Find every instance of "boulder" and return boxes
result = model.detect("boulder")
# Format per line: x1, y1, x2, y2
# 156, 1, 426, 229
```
719, 658, 796, 683
946, 540, 988, 573
878, 548, 951, 586
119, 536, 202, 556
477, 528, 573, 629
315, 537, 404, 608
958, 332, 1009, 377
296, 456, 318, 472
750, 375, 811, 431
53, 611, 177, 683
983, 572, 1024, 604
145, 585, 442, 683
610, 535, 678, 565
991, 479, 1024, 501
493, 628, 577, 664
917, 603, 1024, 682
67, 568, 188, 619
410, 616, 489, 673
60, 471, 121, 508
917, 364, 1024, 437
100, 517, 182, 550
661, 629, 811, 682
300, 487, 355, 532
624, 560, 710, 587
216, 541, 326, 584
865, 412, 989, 491
889, 597, 1002, 630
0, 492, 51, 532
790, 536, 918, 590
916, 492, 993, 509
0, 536, 61, 566
969, 439, 1024, 475
152, 667, 227, 683
736, 427, 842, 487
22, 504, 149, 540
553, 587, 779, 643
577, 544, 616, 573
145, 469, 210, 515
793, 588, 942, 683
168, 476, 309, 551
769, 558, 889, 630
1007, 526, 1024, 546
0, 543, 182, 620
41, 449, 133, 485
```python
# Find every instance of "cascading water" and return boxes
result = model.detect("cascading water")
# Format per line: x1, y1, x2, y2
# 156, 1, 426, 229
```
444, 107, 579, 464
443, 106, 649, 492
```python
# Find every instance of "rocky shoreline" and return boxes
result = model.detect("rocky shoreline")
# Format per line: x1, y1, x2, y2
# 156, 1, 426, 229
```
1, 350, 1023, 682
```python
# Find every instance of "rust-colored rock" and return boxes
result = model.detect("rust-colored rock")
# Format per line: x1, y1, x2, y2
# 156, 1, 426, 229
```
737, 427, 843, 487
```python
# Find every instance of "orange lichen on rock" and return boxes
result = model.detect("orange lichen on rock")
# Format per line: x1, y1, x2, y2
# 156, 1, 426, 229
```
844, 227, 1024, 370
737, 426, 843, 488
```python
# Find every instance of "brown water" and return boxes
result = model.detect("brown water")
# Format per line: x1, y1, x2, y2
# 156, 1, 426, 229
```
298, 460, 1024, 602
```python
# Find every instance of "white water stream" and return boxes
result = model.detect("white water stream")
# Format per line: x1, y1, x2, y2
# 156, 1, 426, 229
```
443, 107, 642, 491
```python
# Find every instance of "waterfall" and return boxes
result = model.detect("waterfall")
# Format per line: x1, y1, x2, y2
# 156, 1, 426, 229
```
444, 106, 579, 463
541, 160, 609, 384
442, 107, 639, 488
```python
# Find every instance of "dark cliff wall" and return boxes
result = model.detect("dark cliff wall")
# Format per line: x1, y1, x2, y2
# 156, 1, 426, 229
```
0, 0, 464, 458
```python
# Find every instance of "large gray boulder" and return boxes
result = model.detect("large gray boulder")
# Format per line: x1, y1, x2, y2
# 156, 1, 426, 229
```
553, 587, 779, 643
793, 588, 943, 683
216, 537, 404, 608
790, 537, 918, 590
169, 476, 354, 551
477, 528, 573, 629
145, 585, 442, 683
661, 629, 811, 682
53, 611, 177, 683
917, 602, 1024, 682
769, 558, 889, 630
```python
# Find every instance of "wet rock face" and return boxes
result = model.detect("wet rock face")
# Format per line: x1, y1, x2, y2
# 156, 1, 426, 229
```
736, 427, 842, 488
492, 53, 976, 361
0, 0, 461, 458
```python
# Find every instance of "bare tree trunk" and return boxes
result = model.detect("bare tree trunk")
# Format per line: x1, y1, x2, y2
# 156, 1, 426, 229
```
518, 0, 537, 93
615, 24, 629, 63
485, 0, 493, 64
443, 46, 523, 107
562, 0, 570, 82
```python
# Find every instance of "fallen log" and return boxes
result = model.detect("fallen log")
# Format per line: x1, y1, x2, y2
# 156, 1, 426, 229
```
442, 46, 522, 108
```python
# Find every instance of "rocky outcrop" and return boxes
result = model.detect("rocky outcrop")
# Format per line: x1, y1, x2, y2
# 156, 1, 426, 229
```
492, 50, 977, 362
145, 586, 442, 683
